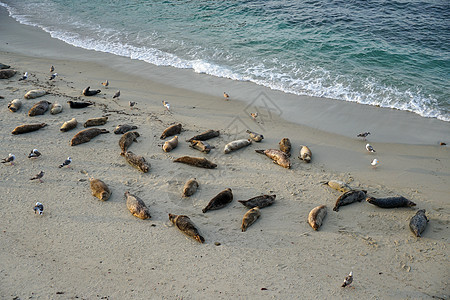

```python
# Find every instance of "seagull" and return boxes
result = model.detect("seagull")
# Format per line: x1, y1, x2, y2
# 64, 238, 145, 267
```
357, 132, 370, 140
129, 101, 137, 109
33, 202, 44, 215
223, 92, 230, 100
113, 90, 120, 99
366, 143, 376, 153
371, 158, 379, 168
30, 171, 45, 183
341, 271, 353, 288
18, 72, 28, 81
1, 153, 15, 165
162, 100, 170, 111
28, 149, 42, 158
50, 65, 54, 73
101, 80, 109, 88
49, 73, 58, 80
59, 157, 72, 168
250, 112, 258, 120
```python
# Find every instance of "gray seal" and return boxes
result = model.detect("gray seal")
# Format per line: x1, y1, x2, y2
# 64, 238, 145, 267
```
279, 138, 291, 157
202, 188, 233, 213
187, 130, 220, 142
255, 149, 291, 169
114, 124, 138, 134
169, 213, 205, 243
125, 191, 151, 219
123, 151, 150, 173
241, 207, 261, 232
28, 100, 51, 116
333, 190, 367, 211
173, 156, 217, 169
70, 128, 109, 146
182, 178, 199, 197
409, 209, 428, 237
119, 131, 140, 155
238, 194, 276, 209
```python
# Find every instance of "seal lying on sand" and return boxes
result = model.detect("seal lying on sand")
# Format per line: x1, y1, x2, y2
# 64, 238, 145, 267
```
299, 145, 312, 163
123, 151, 150, 173
238, 194, 276, 209
28, 100, 51, 116
246, 130, 264, 142
169, 213, 205, 243
125, 191, 151, 219
70, 128, 109, 146
50, 102, 63, 115
182, 178, 199, 197
366, 196, 416, 208
119, 131, 140, 155
224, 139, 252, 154
279, 138, 291, 157
8, 99, 22, 112
114, 124, 138, 134
160, 123, 182, 139
202, 188, 233, 213
82, 86, 101, 96
241, 207, 261, 232
409, 209, 428, 237
12, 123, 47, 135
308, 205, 327, 230
67, 100, 93, 109
0, 69, 16, 79
60, 118, 78, 132
255, 149, 291, 169
24, 89, 46, 99
84, 117, 108, 127
321, 180, 352, 193
173, 156, 217, 169
90, 178, 111, 201
333, 190, 367, 211
189, 140, 213, 153
187, 130, 219, 142
163, 136, 178, 152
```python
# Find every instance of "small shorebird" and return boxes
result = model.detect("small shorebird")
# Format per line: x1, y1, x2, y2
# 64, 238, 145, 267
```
162, 100, 170, 111
101, 80, 109, 88
28, 149, 42, 159
30, 171, 45, 183
357, 132, 370, 140
129, 101, 137, 109
371, 158, 379, 168
33, 202, 44, 215
113, 90, 120, 99
49, 73, 58, 80
250, 112, 258, 121
59, 157, 72, 168
366, 143, 376, 153
341, 271, 353, 288
223, 92, 230, 100
50, 65, 54, 73
1, 153, 15, 165
18, 72, 28, 81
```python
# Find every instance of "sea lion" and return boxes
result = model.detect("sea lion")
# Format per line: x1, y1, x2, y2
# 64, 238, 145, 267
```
50, 102, 63, 114
255, 149, 291, 169
182, 178, 199, 197
238, 194, 276, 209
173, 156, 217, 169
322, 180, 352, 193
28, 100, 51, 116
24, 89, 46, 99
60, 118, 78, 132
163, 136, 178, 152
119, 131, 140, 155
224, 139, 252, 154
84, 117, 108, 127
0, 69, 16, 79
125, 191, 151, 219
202, 188, 233, 213
8, 99, 22, 112
114, 124, 138, 134
333, 190, 367, 211
82, 86, 101, 96
168, 213, 205, 243
246, 130, 264, 142
189, 140, 213, 153
308, 205, 327, 230
366, 196, 416, 208
70, 128, 109, 146
160, 123, 182, 139
187, 129, 220, 142
279, 138, 292, 157
409, 209, 428, 237
12, 123, 47, 135
67, 100, 93, 109
241, 207, 261, 232
123, 151, 150, 173
299, 145, 312, 163
90, 178, 111, 201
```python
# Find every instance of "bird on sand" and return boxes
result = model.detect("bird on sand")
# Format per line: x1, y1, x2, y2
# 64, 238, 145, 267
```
101, 80, 109, 88
59, 157, 72, 168
113, 90, 120, 99
366, 143, 376, 153
371, 158, 379, 168
33, 202, 44, 215
30, 171, 45, 183
223, 92, 230, 100
250, 112, 258, 120
357, 132, 370, 140
49, 73, 58, 80
129, 101, 137, 109
18, 72, 28, 81
341, 271, 353, 288
162, 100, 170, 111
28, 149, 42, 158
1, 153, 15, 165
50, 65, 54, 73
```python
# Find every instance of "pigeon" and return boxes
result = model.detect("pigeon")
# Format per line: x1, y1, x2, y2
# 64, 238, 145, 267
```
113, 90, 120, 99
18, 72, 28, 81
223, 92, 230, 100
33, 202, 44, 215
250, 112, 258, 120
129, 101, 137, 109
341, 271, 353, 288
162, 100, 170, 111
30, 171, 45, 182
1, 153, 15, 165
371, 158, 379, 168
59, 157, 72, 168
101, 80, 109, 88
50, 65, 54, 73
28, 149, 42, 158
49, 73, 58, 80
357, 132, 370, 140
366, 143, 376, 153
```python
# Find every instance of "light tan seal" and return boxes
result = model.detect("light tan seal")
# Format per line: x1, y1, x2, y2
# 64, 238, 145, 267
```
160, 123, 182, 139
12, 123, 47, 135
279, 138, 291, 157
255, 149, 291, 169
123, 151, 150, 173
90, 178, 111, 201
321, 180, 352, 193
299, 145, 312, 163
308, 205, 327, 230
50, 102, 63, 115
119, 131, 140, 155
28, 100, 51, 116
84, 117, 108, 127
189, 140, 213, 153
24, 89, 46, 99
125, 191, 151, 219
241, 207, 261, 232
202, 188, 233, 213
246, 130, 264, 142
60, 118, 78, 132
8, 99, 22, 112
182, 178, 199, 197
173, 156, 217, 169
224, 139, 252, 154
70, 128, 109, 146
168, 213, 205, 243
163, 136, 178, 152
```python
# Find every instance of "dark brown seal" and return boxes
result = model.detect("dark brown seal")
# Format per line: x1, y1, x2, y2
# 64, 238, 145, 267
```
366, 196, 416, 208
255, 149, 291, 169
333, 190, 367, 211
409, 209, 428, 237
187, 129, 220, 142
0, 69, 16, 79
84, 117, 108, 127
82, 86, 101, 96
241, 207, 261, 232
28, 100, 51, 116
202, 188, 233, 213
160, 123, 182, 139
125, 191, 151, 219
67, 100, 93, 108
114, 124, 138, 134
12, 123, 47, 135
123, 151, 150, 173
119, 131, 140, 155
173, 156, 217, 169
279, 138, 291, 157
70, 128, 109, 146
189, 140, 213, 153
168, 213, 205, 243
238, 194, 276, 209
182, 178, 199, 197
308, 205, 327, 230
90, 178, 111, 201
60, 118, 78, 132
321, 180, 352, 193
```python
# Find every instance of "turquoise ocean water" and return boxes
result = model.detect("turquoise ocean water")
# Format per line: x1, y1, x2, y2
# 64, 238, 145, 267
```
1, 0, 449, 121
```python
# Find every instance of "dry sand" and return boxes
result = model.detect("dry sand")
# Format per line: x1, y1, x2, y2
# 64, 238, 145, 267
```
0, 7, 449, 300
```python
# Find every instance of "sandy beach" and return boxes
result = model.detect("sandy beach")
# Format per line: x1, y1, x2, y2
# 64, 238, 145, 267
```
1, 6, 449, 300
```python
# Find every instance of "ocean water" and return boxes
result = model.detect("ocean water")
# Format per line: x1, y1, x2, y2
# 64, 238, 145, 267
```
1, 0, 449, 121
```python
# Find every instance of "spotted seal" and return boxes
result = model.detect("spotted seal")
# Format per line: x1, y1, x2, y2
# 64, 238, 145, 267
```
238, 194, 276, 209
84, 117, 108, 127
173, 156, 217, 169
123, 151, 150, 173
160, 123, 182, 139
12, 123, 47, 135
60, 118, 78, 132
246, 130, 264, 142
187, 129, 220, 142
255, 149, 291, 169
202, 188, 233, 213
114, 124, 138, 134
125, 191, 151, 219
299, 145, 312, 163
163, 136, 178, 152
224, 139, 252, 154
90, 178, 111, 201
366, 196, 416, 208
321, 180, 352, 193
189, 140, 213, 153
82, 86, 101, 96
182, 178, 199, 197
241, 207, 261, 232
70, 128, 109, 146
24, 89, 46, 99
28, 100, 51, 116
279, 138, 292, 157
308, 205, 327, 230
8, 99, 22, 112
409, 209, 428, 237
333, 190, 367, 211
168, 213, 205, 243
50, 102, 63, 115
119, 131, 140, 155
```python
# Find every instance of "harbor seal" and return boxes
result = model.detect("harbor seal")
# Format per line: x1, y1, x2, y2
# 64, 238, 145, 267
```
308, 205, 327, 230
67, 100, 93, 109
299, 145, 312, 163
28, 100, 51, 116
0, 63, 10, 69
241, 207, 261, 232
125, 191, 151, 219
238, 194, 276, 209
123, 151, 150, 173
321, 180, 352, 193
12, 123, 47, 135
0, 69, 16, 79
189, 140, 213, 153
202, 188, 233, 213
82, 86, 101, 96
160, 123, 182, 139
70, 128, 109, 146
224, 139, 252, 154
182, 178, 199, 197
8, 99, 22, 112
366, 196, 416, 208
409, 209, 428, 237
255, 149, 291, 169
50, 102, 63, 114
119, 131, 140, 155
24, 89, 46, 99
279, 138, 291, 157
173, 156, 217, 169
168, 213, 205, 243
114, 124, 137, 134
163, 136, 178, 152
333, 190, 367, 211
60, 118, 78, 132
90, 178, 111, 201
246, 130, 264, 142
187, 129, 220, 142
84, 116, 108, 127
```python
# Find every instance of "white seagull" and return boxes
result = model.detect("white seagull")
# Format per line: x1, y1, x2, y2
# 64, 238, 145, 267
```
113, 90, 120, 99
49, 73, 58, 80
371, 158, 379, 168
30, 171, 45, 183
19, 72, 28, 81
28, 149, 42, 158
366, 143, 376, 153
341, 271, 353, 288
1, 153, 15, 165
162, 100, 170, 111
34, 202, 44, 215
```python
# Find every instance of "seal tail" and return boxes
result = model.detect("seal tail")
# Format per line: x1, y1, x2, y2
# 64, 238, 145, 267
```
195, 235, 205, 243
255, 150, 265, 154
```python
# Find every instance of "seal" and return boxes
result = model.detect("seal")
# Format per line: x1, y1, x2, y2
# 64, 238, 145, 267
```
160, 123, 182, 139
168, 213, 205, 243
60, 118, 78, 132
321, 180, 352, 193
84, 117, 108, 127
28, 100, 51, 116
173, 156, 217, 169
299, 145, 312, 163
90, 178, 111, 201
409, 209, 428, 237
123, 151, 150, 173
202, 188, 233, 213
82, 86, 101, 96
67, 100, 93, 109
119, 131, 140, 155
238, 194, 276, 209
114, 124, 138, 134
224, 139, 252, 154
0, 63, 10, 69
12, 123, 47, 135
8, 99, 22, 112
279, 138, 291, 157
246, 130, 264, 142
255, 149, 291, 169
24, 89, 46, 99
182, 178, 199, 197
125, 191, 151, 219
241, 207, 261, 232
163, 136, 178, 152
333, 190, 367, 211
366, 196, 416, 208
308, 205, 327, 230
187, 129, 220, 142
50, 102, 63, 115
189, 140, 213, 153
70, 128, 109, 146
0, 69, 16, 79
